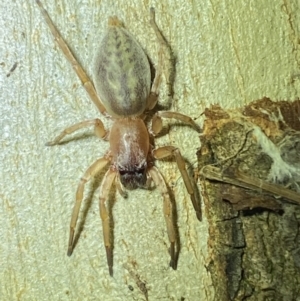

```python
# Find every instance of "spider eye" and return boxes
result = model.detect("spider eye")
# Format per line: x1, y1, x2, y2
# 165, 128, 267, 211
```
119, 168, 147, 189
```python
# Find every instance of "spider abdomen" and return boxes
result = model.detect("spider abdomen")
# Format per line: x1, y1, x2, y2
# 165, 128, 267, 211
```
93, 17, 151, 118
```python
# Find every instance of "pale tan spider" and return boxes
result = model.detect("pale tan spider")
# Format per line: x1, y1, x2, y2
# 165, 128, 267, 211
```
36, 0, 201, 275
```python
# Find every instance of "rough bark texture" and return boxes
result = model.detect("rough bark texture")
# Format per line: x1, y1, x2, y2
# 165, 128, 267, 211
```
198, 99, 300, 301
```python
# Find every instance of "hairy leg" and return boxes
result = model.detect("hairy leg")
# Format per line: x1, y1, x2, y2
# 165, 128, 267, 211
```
148, 166, 177, 269
46, 119, 106, 146
153, 146, 201, 221
35, 0, 107, 115
67, 156, 110, 256
98, 168, 117, 276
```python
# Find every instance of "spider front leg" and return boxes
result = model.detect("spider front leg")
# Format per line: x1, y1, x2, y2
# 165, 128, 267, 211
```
67, 156, 110, 256
146, 8, 165, 111
35, 0, 107, 115
153, 146, 202, 221
46, 118, 106, 146
148, 166, 177, 269
98, 168, 117, 276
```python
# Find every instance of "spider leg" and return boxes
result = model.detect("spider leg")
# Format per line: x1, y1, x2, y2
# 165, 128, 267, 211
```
35, 0, 107, 115
151, 111, 200, 135
153, 146, 202, 221
67, 156, 110, 256
46, 119, 106, 146
98, 168, 117, 276
148, 166, 177, 269
146, 8, 166, 111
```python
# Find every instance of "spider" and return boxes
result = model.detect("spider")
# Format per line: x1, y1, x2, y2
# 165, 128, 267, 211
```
36, 0, 201, 276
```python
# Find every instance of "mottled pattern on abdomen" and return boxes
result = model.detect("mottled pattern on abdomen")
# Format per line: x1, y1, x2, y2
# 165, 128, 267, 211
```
93, 25, 151, 118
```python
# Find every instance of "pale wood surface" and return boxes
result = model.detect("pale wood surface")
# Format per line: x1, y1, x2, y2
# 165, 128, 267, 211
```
1, 0, 300, 300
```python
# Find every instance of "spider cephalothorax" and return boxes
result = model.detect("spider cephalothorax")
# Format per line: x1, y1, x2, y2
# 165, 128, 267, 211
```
109, 118, 149, 190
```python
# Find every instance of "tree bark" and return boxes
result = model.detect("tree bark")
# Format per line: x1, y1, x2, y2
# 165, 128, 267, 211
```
198, 99, 300, 301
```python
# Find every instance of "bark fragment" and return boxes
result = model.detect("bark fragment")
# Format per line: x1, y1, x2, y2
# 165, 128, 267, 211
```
198, 99, 300, 300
